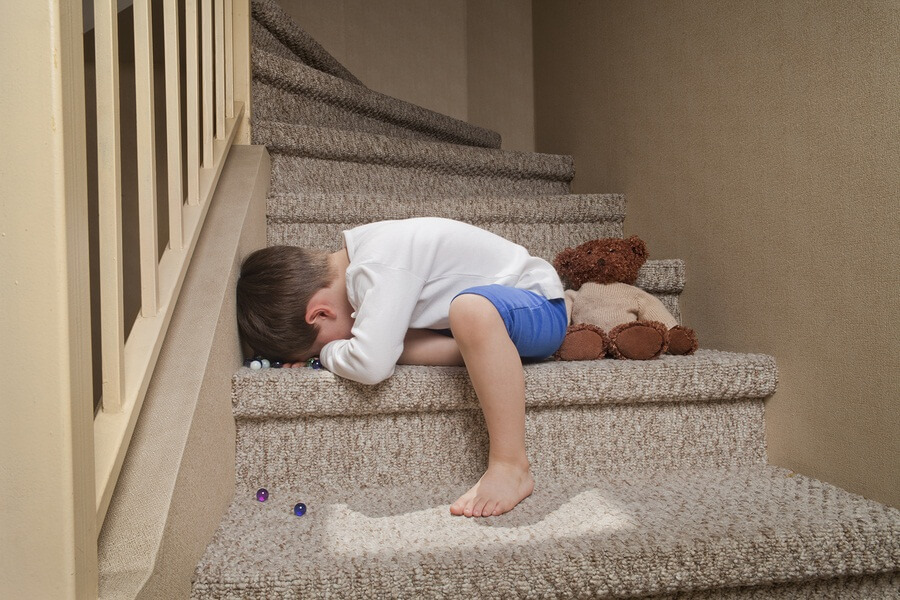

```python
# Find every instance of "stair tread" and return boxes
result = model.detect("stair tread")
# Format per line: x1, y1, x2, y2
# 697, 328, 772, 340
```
254, 120, 575, 182
266, 192, 625, 224
193, 465, 900, 598
232, 350, 776, 419
253, 48, 502, 149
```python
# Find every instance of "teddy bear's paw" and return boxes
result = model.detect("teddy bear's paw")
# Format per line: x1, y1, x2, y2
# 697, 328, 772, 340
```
666, 325, 699, 355
554, 324, 609, 361
609, 321, 669, 360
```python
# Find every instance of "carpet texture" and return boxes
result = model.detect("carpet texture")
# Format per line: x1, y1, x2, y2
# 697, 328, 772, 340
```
191, 3, 900, 598
194, 466, 900, 599
232, 351, 775, 419
250, 0, 362, 85
252, 48, 501, 147
265, 192, 625, 267
254, 121, 574, 181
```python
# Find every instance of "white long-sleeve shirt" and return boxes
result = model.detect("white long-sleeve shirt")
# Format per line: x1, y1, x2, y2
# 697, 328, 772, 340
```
319, 218, 564, 384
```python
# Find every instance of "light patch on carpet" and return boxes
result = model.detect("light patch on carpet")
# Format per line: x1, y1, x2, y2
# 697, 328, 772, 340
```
319, 488, 637, 556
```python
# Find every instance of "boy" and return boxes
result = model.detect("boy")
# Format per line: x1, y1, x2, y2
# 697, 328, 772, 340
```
237, 217, 567, 518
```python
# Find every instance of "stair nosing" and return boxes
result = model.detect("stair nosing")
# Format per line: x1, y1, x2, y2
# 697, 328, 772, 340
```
231, 350, 777, 420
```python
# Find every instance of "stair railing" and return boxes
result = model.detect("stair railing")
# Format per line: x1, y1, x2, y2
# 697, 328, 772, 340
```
0, 0, 251, 596
91, 0, 250, 530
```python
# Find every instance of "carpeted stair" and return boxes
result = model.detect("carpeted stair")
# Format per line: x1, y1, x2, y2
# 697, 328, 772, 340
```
192, 2, 900, 597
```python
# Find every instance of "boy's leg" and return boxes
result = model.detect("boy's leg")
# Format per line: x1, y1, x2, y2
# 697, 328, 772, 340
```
447, 294, 534, 517
398, 329, 464, 366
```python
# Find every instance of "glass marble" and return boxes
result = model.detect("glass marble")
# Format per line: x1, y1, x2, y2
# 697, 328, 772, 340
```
293, 502, 307, 517
256, 488, 269, 502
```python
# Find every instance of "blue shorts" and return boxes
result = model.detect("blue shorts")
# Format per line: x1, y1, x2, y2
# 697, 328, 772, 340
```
451, 284, 568, 360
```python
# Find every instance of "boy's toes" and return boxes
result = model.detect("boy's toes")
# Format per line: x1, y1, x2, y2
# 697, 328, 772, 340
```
451, 498, 470, 516
450, 489, 476, 516
472, 498, 491, 517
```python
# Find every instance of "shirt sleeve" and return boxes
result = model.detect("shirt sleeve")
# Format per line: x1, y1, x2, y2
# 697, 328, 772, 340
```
319, 263, 425, 385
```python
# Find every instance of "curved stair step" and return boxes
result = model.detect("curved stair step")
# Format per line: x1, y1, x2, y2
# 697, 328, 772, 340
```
257, 121, 574, 196
250, 18, 302, 66
253, 48, 502, 148
255, 120, 573, 182
271, 153, 573, 196
191, 465, 900, 599
251, 0, 362, 85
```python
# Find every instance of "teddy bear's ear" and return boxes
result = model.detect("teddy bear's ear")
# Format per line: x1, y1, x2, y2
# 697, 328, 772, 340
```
627, 236, 648, 259
553, 247, 576, 271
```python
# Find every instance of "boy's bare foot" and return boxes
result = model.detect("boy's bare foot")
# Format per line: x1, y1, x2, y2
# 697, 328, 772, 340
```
449, 460, 534, 517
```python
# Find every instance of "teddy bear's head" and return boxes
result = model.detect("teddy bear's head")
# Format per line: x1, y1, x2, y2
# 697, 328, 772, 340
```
553, 235, 648, 289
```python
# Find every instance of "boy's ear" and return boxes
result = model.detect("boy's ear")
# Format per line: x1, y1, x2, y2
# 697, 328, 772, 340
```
305, 289, 335, 325
305, 304, 334, 325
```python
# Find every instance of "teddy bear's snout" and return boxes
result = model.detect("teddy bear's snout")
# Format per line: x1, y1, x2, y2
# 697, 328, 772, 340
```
596, 258, 606, 268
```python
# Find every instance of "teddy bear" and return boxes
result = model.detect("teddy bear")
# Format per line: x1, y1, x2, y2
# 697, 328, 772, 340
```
552, 235, 698, 361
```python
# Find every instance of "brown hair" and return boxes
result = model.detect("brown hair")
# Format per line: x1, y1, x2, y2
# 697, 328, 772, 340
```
236, 245, 332, 360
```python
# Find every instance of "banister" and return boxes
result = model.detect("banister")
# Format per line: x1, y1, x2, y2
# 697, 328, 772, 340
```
2, 0, 251, 594
87, 0, 250, 527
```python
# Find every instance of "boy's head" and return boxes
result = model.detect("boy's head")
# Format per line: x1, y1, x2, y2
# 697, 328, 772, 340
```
236, 246, 332, 361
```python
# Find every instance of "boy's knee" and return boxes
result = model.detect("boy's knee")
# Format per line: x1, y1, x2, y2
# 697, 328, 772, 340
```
449, 294, 503, 337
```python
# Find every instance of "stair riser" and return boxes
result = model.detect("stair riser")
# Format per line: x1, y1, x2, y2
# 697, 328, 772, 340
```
254, 83, 455, 144
234, 400, 766, 492
267, 193, 626, 223
269, 155, 571, 196
647, 573, 900, 599
266, 213, 685, 317
193, 568, 900, 600
267, 221, 625, 266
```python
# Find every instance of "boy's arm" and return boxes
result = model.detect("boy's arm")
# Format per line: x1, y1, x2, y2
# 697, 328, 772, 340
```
319, 264, 424, 385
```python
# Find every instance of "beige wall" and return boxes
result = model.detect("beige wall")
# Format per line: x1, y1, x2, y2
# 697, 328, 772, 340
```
467, 0, 534, 151
535, 0, 899, 507
273, 0, 534, 150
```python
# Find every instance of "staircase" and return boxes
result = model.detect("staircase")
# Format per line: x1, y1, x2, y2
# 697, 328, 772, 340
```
191, 2, 900, 597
